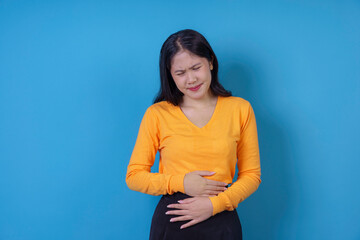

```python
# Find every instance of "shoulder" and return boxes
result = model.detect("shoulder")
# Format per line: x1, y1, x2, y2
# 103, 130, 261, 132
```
220, 96, 252, 109
145, 100, 177, 116
220, 96, 256, 121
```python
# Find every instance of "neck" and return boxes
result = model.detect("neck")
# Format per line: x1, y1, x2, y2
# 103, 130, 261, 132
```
180, 92, 217, 108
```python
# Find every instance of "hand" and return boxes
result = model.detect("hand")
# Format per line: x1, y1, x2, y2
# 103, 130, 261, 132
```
166, 197, 213, 229
184, 171, 228, 197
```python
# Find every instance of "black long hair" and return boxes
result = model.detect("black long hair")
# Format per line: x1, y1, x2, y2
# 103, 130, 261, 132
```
153, 29, 231, 106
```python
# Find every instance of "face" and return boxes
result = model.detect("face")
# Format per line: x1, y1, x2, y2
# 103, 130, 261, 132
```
170, 50, 213, 102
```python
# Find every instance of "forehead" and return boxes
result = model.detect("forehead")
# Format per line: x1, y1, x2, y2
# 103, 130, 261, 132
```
170, 50, 207, 70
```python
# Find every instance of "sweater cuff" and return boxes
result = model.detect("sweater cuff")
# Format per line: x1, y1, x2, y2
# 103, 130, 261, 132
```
170, 174, 185, 194
209, 194, 227, 216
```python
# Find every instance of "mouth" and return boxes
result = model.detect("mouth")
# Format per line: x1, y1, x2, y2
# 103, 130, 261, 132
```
188, 83, 203, 91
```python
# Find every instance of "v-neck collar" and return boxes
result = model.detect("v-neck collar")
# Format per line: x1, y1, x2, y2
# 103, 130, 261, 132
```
176, 96, 221, 130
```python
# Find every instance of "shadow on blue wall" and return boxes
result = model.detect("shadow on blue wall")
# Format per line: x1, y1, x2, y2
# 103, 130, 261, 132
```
222, 60, 299, 239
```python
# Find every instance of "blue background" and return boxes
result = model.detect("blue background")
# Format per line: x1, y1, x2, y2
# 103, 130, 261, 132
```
1, 0, 359, 239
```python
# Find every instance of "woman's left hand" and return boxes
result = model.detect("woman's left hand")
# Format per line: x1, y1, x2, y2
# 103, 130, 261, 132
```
166, 196, 213, 229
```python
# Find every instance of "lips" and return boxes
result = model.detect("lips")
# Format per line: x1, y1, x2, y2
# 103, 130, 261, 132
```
188, 83, 203, 91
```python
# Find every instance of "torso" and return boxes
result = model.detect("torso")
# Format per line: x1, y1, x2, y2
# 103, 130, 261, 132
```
150, 95, 249, 183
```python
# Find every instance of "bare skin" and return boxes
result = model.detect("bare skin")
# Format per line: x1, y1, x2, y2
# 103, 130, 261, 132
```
166, 196, 213, 229
184, 171, 228, 197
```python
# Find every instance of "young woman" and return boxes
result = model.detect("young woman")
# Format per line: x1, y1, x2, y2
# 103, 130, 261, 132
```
126, 29, 261, 239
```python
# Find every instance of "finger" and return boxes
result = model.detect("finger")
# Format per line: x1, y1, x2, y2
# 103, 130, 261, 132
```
166, 210, 188, 216
178, 198, 196, 204
191, 171, 215, 176
204, 185, 227, 191
200, 194, 217, 197
181, 219, 198, 229
205, 179, 228, 186
170, 215, 192, 222
167, 203, 188, 209
205, 190, 224, 195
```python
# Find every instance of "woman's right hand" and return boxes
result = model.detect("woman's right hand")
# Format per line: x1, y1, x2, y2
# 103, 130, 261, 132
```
183, 171, 228, 197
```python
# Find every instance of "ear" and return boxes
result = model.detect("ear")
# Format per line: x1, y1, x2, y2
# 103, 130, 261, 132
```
209, 56, 214, 70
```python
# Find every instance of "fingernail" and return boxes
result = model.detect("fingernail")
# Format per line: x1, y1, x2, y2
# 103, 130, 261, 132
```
178, 200, 183, 203
180, 226, 184, 229
165, 212, 169, 215
170, 219, 173, 222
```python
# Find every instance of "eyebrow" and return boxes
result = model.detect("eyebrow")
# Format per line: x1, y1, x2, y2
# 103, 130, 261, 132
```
174, 63, 202, 73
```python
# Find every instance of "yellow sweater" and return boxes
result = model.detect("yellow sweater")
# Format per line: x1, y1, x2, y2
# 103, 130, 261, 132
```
126, 96, 261, 216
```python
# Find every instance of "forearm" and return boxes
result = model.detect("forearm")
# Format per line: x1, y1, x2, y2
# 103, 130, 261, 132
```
208, 170, 261, 215
126, 165, 185, 195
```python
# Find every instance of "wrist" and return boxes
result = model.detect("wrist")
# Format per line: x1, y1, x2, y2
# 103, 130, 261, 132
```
171, 174, 186, 194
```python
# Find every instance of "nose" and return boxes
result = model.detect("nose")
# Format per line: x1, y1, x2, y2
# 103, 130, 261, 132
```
186, 71, 197, 84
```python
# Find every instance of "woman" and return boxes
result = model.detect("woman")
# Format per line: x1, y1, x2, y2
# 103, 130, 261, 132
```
126, 29, 261, 239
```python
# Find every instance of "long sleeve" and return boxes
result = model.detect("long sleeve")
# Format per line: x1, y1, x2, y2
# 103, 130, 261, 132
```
125, 106, 185, 195
209, 101, 261, 216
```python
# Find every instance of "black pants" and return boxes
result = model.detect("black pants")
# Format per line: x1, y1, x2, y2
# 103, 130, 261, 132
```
149, 192, 242, 240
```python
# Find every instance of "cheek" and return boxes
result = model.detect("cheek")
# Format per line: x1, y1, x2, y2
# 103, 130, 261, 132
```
172, 79, 186, 93
172, 77, 184, 88
200, 70, 212, 82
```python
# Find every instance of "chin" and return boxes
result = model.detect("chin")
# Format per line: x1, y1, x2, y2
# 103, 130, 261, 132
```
188, 91, 208, 100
